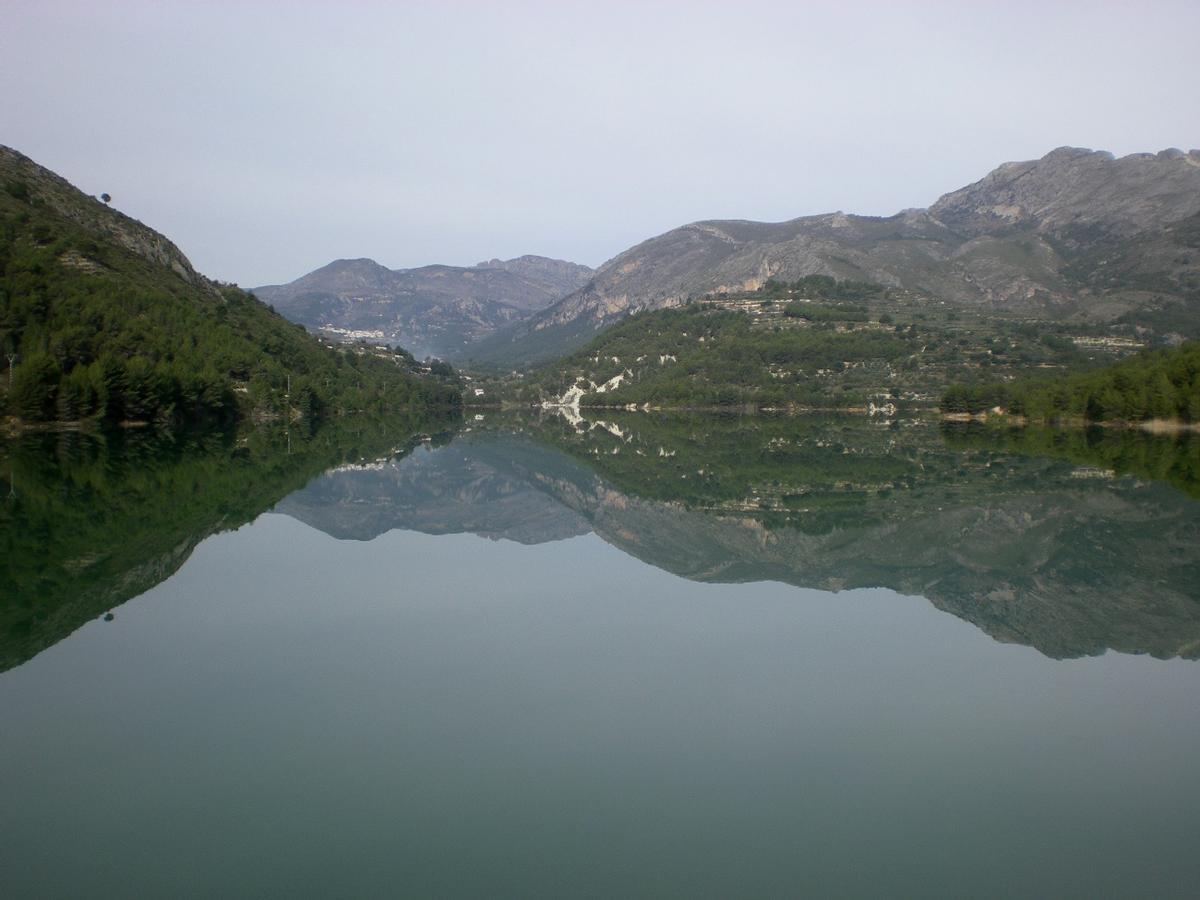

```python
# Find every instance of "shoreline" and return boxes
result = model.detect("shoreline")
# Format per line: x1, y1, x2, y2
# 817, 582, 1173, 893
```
940, 411, 1200, 433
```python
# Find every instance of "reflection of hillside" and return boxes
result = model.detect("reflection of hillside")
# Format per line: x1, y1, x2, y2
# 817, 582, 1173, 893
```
547, 470, 1200, 660
284, 412, 1200, 660
941, 423, 1200, 500
9, 411, 1198, 669
525, 413, 1200, 659
0, 414, 456, 672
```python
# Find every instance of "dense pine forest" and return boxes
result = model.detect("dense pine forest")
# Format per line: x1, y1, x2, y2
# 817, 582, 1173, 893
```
0, 149, 460, 429
941, 341, 1200, 423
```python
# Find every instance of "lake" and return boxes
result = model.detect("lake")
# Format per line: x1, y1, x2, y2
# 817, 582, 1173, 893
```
2, 412, 1199, 898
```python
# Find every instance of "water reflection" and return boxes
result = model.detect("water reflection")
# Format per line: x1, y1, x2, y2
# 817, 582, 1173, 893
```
281, 412, 1200, 660
0, 414, 457, 671
4, 412, 1199, 669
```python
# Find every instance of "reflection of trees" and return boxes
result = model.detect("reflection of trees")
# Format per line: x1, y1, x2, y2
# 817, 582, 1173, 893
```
516, 413, 1200, 659
0, 412, 457, 672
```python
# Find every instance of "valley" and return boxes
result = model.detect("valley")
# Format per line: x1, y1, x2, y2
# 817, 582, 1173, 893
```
7, 4, 1200, 895
253, 254, 593, 361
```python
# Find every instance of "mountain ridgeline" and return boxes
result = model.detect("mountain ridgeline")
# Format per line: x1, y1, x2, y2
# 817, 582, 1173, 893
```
253, 254, 593, 361
470, 147, 1200, 368
0, 146, 460, 429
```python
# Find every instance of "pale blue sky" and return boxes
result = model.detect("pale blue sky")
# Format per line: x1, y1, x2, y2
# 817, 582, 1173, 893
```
4, 0, 1198, 286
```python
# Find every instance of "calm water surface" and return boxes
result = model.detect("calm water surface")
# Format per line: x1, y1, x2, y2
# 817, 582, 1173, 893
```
2, 414, 1199, 897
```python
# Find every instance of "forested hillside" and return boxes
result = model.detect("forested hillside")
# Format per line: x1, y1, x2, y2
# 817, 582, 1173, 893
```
942, 340, 1200, 423
0, 146, 460, 428
509, 277, 1139, 410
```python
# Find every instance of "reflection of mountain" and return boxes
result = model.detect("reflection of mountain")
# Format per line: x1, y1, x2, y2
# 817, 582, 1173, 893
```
561, 470, 1200, 661
278, 434, 589, 544
0, 414, 455, 672
7, 412, 1198, 668
280, 415, 1200, 660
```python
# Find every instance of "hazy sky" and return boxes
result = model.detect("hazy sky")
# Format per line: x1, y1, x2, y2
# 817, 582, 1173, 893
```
4, 0, 1198, 286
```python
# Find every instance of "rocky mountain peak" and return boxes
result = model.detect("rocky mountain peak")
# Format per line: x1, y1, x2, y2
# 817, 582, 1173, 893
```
929, 145, 1200, 236
473, 254, 595, 282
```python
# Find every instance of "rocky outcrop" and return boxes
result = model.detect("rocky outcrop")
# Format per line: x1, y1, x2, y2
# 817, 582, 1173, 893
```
929, 146, 1200, 236
472, 255, 595, 310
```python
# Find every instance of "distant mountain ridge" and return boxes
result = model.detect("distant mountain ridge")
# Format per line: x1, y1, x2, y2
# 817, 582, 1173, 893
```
470, 147, 1200, 367
254, 254, 593, 360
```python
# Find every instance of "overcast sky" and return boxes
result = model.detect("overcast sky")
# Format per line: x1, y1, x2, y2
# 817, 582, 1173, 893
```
4, 0, 1198, 286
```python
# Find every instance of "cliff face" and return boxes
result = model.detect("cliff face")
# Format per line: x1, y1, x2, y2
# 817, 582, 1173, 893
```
253, 255, 593, 360
471, 147, 1200, 366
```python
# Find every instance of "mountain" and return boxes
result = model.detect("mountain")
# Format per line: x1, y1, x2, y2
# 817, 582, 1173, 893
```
253, 254, 594, 360
0, 146, 460, 427
470, 147, 1200, 367
1, 147, 208, 289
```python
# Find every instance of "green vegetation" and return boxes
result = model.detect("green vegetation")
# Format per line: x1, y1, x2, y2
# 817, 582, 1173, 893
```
524, 412, 925, 532
942, 423, 1200, 499
505, 276, 1127, 410
941, 340, 1200, 423
0, 411, 458, 671
510, 303, 909, 409
784, 301, 869, 322
0, 168, 460, 428
519, 408, 1200, 538
760, 274, 884, 302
